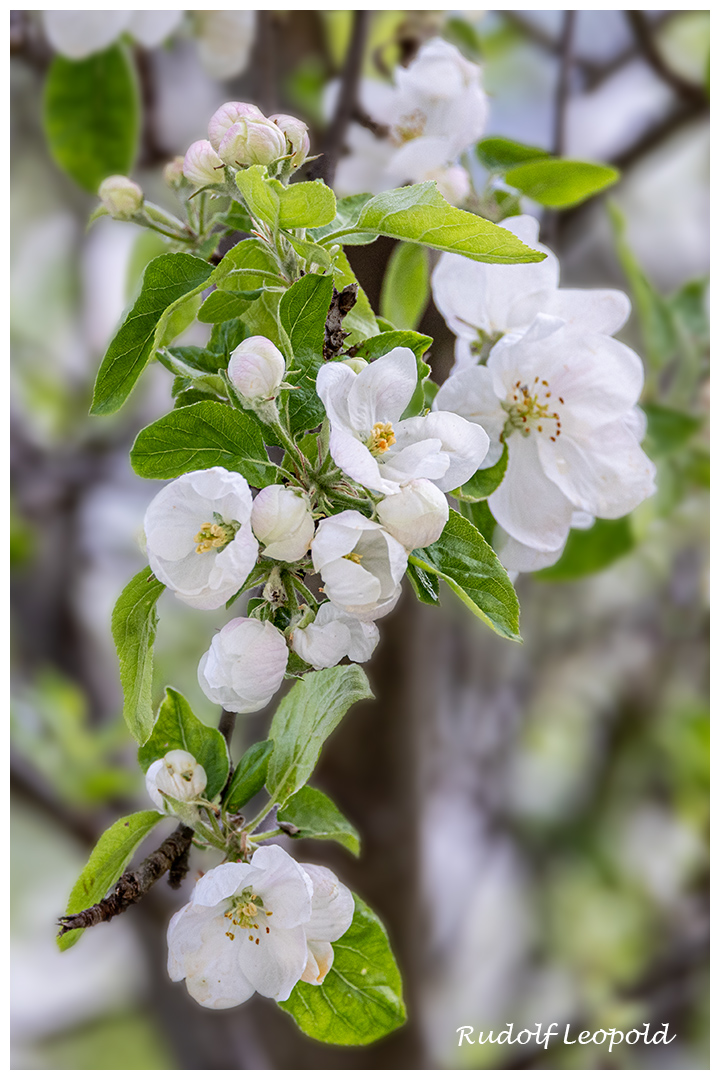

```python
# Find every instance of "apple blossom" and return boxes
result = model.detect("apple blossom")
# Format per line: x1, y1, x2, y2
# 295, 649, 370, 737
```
316, 348, 489, 496
291, 602, 380, 670
208, 102, 266, 153
269, 113, 311, 169
434, 314, 656, 554
299, 863, 355, 985
251, 486, 315, 563
198, 618, 288, 713
144, 467, 258, 610
183, 140, 225, 187
146, 750, 207, 812
42, 10, 183, 59
376, 478, 449, 550
432, 215, 632, 372
193, 11, 257, 80
311, 511, 408, 621
98, 176, 143, 220
217, 113, 287, 168
228, 336, 285, 403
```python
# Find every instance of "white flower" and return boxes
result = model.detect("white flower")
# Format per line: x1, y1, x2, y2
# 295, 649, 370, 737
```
42, 10, 182, 59
217, 114, 287, 168
432, 214, 632, 372
291, 602, 380, 670
167, 846, 353, 1008
434, 315, 656, 553
144, 467, 258, 610
183, 140, 225, 187
193, 11, 257, 80
146, 750, 207, 811
208, 102, 266, 152
198, 618, 288, 713
311, 511, 408, 621
98, 175, 143, 220
426, 164, 471, 206
376, 478, 449, 550
251, 486, 315, 563
228, 336, 285, 402
493, 511, 594, 574
269, 113, 311, 169
316, 348, 489, 496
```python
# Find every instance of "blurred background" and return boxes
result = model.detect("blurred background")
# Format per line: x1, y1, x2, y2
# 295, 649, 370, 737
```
10, 9, 709, 1069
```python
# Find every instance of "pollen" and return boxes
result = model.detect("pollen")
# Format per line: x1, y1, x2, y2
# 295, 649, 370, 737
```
366, 421, 396, 457
502, 378, 563, 441
194, 521, 234, 554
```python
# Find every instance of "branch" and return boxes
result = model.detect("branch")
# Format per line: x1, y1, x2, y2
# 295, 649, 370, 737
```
552, 11, 576, 157
57, 824, 194, 936
611, 97, 708, 172
324, 283, 358, 360
626, 10, 707, 105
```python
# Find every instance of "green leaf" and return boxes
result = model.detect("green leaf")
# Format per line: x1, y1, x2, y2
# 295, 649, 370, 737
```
535, 517, 634, 581
235, 165, 282, 227
212, 237, 286, 292
348, 182, 547, 263
111, 569, 165, 745
279, 273, 334, 434
215, 200, 253, 234
198, 289, 260, 323
283, 233, 333, 271
406, 562, 440, 605
443, 15, 485, 62
91, 253, 213, 415
410, 509, 520, 641
224, 739, 274, 812
332, 250, 379, 342
380, 242, 430, 330
279, 895, 406, 1045
242, 290, 283, 349
310, 192, 375, 245
476, 136, 550, 173
137, 688, 229, 800
279, 786, 360, 856
453, 443, 509, 502
208, 318, 248, 362
458, 499, 496, 542
352, 330, 432, 363
279, 180, 337, 229
643, 404, 700, 457
266, 666, 373, 805
506, 159, 618, 208
44, 45, 140, 193
130, 401, 276, 488
59, 811, 163, 951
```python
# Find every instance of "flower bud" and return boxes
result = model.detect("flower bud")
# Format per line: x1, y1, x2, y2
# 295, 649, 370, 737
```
218, 116, 287, 167
163, 156, 186, 189
269, 113, 311, 168
208, 101, 266, 151
183, 139, 225, 187
228, 336, 285, 401
341, 356, 368, 375
146, 750, 207, 811
251, 486, 315, 563
198, 618, 288, 713
98, 175, 143, 219
376, 479, 449, 550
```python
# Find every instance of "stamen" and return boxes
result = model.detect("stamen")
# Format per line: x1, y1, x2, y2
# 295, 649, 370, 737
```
343, 552, 363, 565
366, 422, 396, 457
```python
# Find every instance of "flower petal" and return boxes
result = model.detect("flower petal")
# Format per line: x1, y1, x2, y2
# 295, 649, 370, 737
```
302, 864, 355, 943
236, 924, 308, 1001
396, 412, 490, 491
328, 424, 397, 494
301, 940, 335, 985
248, 845, 314, 929
489, 434, 575, 551
347, 348, 418, 431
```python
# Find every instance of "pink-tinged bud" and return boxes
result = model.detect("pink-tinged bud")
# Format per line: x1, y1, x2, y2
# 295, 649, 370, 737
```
228, 336, 285, 401
218, 116, 287, 167
376, 479, 449, 550
163, 156, 186, 188
98, 175, 143, 219
251, 486, 315, 563
183, 140, 225, 187
269, 112, 311, 168
208, 100, 266, 151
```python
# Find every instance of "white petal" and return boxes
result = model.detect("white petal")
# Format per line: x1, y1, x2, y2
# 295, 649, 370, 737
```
489, 435, 575, 551
395, 412, 490, 491
494, 528, 566, 573
433, 366, 506, 463
519, 287, 632, 336
42, 11, 131, 58
128, 10, 183, 48
248, 845, 314, 929
236, 924, 308, 1001
346, 348, 418, 431
302, 864, 355, 943
311, 511, 370, 571
321, 558, 382, 608
292, 620, 353, 670
301, 940, 335, 985
328, 424, 397, 494
315, 361, 358, 430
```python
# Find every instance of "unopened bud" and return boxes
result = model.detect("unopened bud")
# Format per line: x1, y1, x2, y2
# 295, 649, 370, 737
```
98, 175, 143, 219
163, 156, 186, 189
269, 112, 311, 169
376, 479, 449, 550
218, 116, 287, 167
183, 139, 225, 186
251, 486, 315, 563
342, 356, 368, 375
208, 100, 266, 151
146, 750, 207, 811
228, 335, 285, 401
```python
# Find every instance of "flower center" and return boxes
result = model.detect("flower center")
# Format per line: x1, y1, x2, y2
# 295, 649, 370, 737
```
393, 109, 427, 144
502, 378, 563, 441
224, 887, 274, 944
194, 515, 238, 554
343, 552, 363, 565
470, 329, 504, 365
366, 422, 396, 457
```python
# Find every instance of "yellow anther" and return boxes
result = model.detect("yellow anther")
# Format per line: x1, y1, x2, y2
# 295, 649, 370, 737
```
343, 552, 363, 565
366, 422, 396, 456
194, 521, 234, 554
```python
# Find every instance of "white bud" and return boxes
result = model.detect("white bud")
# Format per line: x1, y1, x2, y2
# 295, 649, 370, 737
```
183, 139, 225, 187
198, 618, 288, 713
341, 356, 368, 374
98, 175, 143, 219
251, 486, 315, 563
163, 156, 186, 189
291, 602, 380, 670
208, 101, 266, 151
376, 479, 449, 550
146, 750, 207, 811
218, 116, 287, 167
228, 335, 285, 401
269, 112, 311, 168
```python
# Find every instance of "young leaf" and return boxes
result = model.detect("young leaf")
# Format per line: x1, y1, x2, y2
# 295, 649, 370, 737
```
643, 404, 701, 457
137, 688, 229, 800
453, 443, 509, 502
476, 136, 550, 173
212, 237, 286, 292
111, 569, 165, 745
130, 401, 277, 488
198, 289, 259, 323
283, 233, 333, 271
91, 253, 213, 415
352, 330, 432, 363
58, 811, 163, 951
506, 159, 618, 209
278, 786, 360, 856
44, 44, 140, 193
535, 517, 634, 581
235, 165, 282, 227
279, 180, 337, 229
279, 895, 406, 1045
310, 192, 375, 244
266, 666, 373, 805
346, 182, 547, 263
224, 739, 274, 812
279, 273, 334, 434
380, 242, 430, 330
410, 509, 521, 641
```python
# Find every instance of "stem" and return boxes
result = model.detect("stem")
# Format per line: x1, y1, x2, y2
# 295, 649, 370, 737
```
311, 11, 370, 186
293, 576, 319, 609
243, 798, 277, 835
248, 829, 283, 843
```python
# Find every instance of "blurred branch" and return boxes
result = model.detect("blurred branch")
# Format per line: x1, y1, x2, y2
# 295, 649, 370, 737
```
626, 10, 707, 105
309, 11, 370, 186
9, 10, 51, 70
552, 11, 576, 156
611, 97, 709, 171
255, 11, 278, 115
